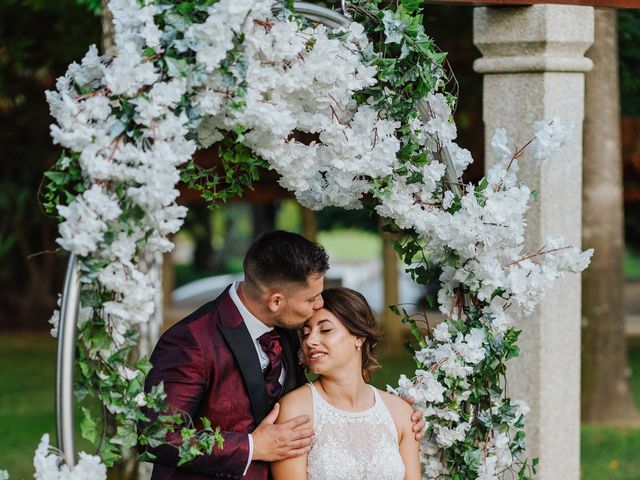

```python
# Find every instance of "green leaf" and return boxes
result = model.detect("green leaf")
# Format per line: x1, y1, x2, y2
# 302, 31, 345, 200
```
80, 407, 98, 443
201, 416, 212, 430
401, 0, 422, 14
112, 425, 139, 450
505, 344, 520, 361
100, 442, 121, 467
43, 171, 67, 186
166, 56, 190, 78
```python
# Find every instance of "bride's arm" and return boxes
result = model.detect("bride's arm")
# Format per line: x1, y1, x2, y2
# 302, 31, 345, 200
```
270, 386, 314, 480
380, 391, 421, 480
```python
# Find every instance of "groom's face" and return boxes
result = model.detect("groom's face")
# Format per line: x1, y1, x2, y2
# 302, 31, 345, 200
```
273, 273, 325, 329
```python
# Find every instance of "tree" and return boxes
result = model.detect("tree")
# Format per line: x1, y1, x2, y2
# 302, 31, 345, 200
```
581, 9, 639, 423
619, 10, 640, 250
0, 0, 100, 328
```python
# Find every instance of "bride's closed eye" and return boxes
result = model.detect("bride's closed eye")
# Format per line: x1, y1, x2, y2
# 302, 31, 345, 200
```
300, 328, 332, 339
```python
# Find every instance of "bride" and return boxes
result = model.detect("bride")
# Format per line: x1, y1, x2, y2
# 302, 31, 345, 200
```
270, 287, 421, 480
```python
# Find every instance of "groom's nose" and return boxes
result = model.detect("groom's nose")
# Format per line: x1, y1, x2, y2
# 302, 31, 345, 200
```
313, 295, 324, 310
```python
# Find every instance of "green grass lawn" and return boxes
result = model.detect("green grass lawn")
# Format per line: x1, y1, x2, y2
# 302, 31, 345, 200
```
0, 332, 56, 479
2, 332, 640, 479
317, 229, 381, 262
0, 333, 96, 479
625, 248, 640, 282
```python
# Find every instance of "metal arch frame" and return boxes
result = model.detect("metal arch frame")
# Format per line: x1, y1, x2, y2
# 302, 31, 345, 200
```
56, 1, 460, 465
54, 2, 352, 466
280, 2, 351, 28
56, 253, 80, 466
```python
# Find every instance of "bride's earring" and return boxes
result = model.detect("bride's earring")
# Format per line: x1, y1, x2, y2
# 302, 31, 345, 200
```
355, 342, 362, 351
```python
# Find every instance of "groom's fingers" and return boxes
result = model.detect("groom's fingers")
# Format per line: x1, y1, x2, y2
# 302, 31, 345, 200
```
412, 416, 426, 441
401, 395, 416, 406
286, 437, 313, 450
286, 445, 312, 458
263, 402, 281, 424
405, 399, 426, 441
291, 427, 314, 440
282, 414, 311, 429
252, 413, 313, 461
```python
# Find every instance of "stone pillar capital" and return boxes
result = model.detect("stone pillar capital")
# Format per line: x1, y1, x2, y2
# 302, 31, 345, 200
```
473, 5, 594, 74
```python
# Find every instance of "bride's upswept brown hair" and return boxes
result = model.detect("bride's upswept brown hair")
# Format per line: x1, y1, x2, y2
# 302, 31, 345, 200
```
320, 287, 383, 382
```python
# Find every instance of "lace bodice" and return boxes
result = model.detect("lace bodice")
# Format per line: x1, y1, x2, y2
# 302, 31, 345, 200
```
306, 382, 405, 480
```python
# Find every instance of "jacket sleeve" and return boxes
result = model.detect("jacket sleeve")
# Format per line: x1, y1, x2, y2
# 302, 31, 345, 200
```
140, 322, 250, 479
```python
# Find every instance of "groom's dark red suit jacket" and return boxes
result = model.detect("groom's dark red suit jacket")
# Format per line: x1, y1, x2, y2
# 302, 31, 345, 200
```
141, 286, 306, 480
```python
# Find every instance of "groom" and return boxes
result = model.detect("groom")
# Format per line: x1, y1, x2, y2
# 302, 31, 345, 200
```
141, 230, 423, 479
141, 230, 328, 479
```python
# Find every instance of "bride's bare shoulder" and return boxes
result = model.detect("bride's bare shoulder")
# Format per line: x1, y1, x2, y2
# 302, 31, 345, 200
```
377, 388, 414, 421
276, 384, 314, 423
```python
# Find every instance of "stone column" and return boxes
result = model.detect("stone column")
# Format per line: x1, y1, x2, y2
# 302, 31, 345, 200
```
473, 6, 593, 479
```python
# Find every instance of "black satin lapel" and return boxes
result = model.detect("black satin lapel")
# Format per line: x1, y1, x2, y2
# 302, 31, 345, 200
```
218, 323, 269, 424
278, 328, 301, 394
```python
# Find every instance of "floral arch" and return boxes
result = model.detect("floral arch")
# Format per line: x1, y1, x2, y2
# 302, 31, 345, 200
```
35, 0, 592, 479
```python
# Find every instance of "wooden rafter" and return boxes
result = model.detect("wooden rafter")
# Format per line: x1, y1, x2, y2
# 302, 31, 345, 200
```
425, 0, 639, 8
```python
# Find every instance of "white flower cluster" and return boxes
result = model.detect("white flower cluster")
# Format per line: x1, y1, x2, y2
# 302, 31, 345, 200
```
382, 98, 590, 476
34, 435, 106, 480
188, 3, 395, 210
97, 261, 156, 349
44, 0, 593, 477
531, 118, 575, 162
46, 0, 192, 354
184, 0, 258, 72
475, 431, 514, 480
376, 104, 593, 333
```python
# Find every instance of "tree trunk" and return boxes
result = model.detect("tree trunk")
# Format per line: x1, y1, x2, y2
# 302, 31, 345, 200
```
251, 202, 277, 239
101, 0, 116, 56
581, 8, 639, 423
300, 205, 318, 241
379, 218, 402, 352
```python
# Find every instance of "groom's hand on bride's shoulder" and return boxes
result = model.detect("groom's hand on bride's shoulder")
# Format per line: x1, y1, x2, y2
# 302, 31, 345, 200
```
252, 402, 314, 462
403, 396, 426, 442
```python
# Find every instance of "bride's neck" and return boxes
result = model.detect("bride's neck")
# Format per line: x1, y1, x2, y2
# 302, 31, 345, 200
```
317, 373, 370, 410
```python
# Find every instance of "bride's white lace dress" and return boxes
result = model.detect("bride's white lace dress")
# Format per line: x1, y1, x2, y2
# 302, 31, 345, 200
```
306, 382, 405, 480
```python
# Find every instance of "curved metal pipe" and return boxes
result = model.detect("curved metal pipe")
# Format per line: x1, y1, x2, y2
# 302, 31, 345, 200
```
54, 2, 461, 468
56, 253, 80, 466
291, 2, 351, 28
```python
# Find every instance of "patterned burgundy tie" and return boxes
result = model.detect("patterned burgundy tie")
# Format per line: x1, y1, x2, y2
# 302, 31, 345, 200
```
258, 330, 283, 407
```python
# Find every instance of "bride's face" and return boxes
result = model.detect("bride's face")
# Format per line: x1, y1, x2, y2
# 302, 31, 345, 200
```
301, 308, 361, 376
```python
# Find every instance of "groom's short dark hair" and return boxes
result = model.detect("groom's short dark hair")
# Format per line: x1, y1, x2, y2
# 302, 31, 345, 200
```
243, 230, 329, 291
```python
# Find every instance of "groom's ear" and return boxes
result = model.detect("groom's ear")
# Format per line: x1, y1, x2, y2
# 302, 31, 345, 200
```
266, 292, 284, 313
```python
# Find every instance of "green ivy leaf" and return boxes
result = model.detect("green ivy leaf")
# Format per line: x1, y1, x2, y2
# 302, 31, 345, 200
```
112, 425, 139, 450
100, 442, 121, 467
80, 407, 98, 443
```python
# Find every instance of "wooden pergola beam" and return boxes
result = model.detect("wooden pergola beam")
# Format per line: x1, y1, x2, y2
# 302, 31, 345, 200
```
426, 0, 639, 8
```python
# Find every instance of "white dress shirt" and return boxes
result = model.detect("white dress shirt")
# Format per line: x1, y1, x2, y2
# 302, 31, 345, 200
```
228, 281, 287, 475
